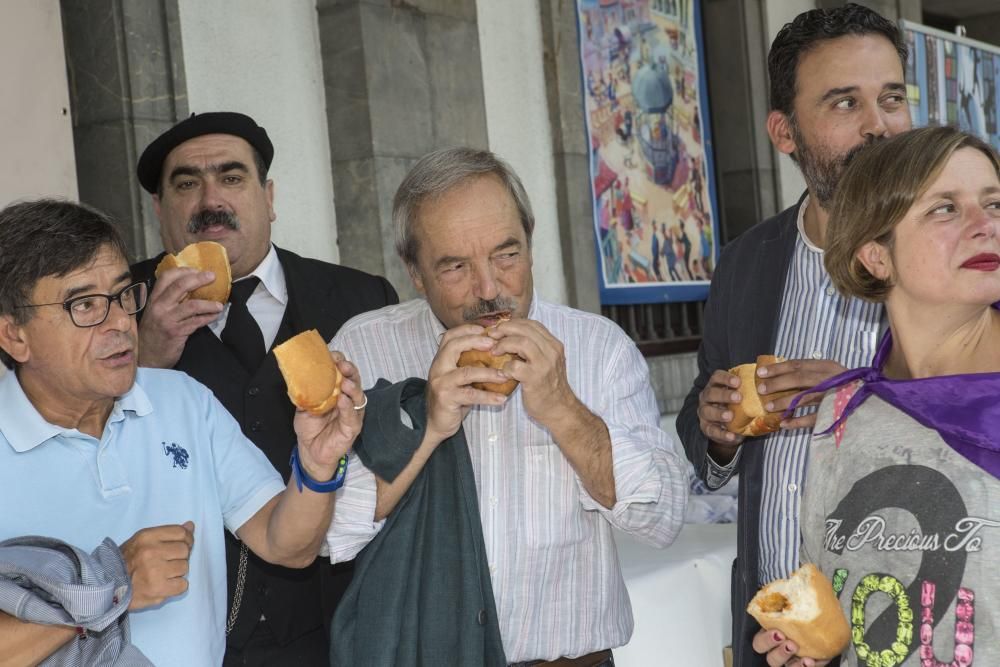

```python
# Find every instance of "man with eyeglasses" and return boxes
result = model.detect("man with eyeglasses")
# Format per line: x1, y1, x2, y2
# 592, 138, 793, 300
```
0, 199, 366, 666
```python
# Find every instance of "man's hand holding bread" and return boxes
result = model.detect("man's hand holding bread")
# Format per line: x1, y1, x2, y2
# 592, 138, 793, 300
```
275, 330, 364, 482
138, 241, 229, 368
697, 355, 847, 462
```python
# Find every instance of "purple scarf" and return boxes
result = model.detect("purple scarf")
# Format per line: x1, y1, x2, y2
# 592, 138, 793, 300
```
786, 326, 1000, 480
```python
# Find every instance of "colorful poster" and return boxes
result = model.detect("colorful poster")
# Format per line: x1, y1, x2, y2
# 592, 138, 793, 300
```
902, 20, 1000, 150
576, 0, 719, 304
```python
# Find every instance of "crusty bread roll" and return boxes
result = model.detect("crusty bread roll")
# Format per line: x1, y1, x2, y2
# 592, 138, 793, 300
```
457, 320, 520, 396
154, 241, 232, 303
747, 563, 850, 660
274, 329, 343, 415
727, 355, 797, 436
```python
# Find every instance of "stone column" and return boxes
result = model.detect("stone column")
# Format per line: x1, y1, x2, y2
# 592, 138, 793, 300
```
703, 0, 782, 241
538, 0, 602, 314
60, 0, 187, 261
316, 0, 489, 299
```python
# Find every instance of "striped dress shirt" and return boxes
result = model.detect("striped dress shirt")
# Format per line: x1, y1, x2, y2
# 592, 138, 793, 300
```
706, 197, 882, 585
325, 295, 688, 662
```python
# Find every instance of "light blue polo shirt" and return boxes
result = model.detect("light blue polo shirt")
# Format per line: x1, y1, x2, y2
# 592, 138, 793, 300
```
0, 367, 285, 666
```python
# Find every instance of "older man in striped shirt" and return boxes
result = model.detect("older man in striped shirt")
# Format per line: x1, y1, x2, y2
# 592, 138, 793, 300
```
325, 147, 687, 665
676, 5, 912, 666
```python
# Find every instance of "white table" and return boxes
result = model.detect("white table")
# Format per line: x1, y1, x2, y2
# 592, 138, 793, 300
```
613, 522, 736, 666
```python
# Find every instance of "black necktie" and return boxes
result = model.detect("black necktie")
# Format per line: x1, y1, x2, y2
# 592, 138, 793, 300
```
221, 277, 266, 372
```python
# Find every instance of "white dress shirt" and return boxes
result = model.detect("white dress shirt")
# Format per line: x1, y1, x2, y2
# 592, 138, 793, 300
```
704, 196, 882, 585
326, 294, 688, 662
207, 244, 288, 350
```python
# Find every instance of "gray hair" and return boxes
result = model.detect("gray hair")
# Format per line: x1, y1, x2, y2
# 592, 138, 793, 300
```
393, 147, 535, 266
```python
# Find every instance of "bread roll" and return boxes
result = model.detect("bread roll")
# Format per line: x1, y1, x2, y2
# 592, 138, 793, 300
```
727, 355, 797, 436
154, 241, 232, 303
457, 321, 520, 396
747, 563, 850, 660
274, 329, 343, 415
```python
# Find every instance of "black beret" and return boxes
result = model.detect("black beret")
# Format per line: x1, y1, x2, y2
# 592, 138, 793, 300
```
136, 111, 274, 193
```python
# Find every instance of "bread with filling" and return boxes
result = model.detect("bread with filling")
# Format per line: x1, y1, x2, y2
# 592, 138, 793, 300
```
747, 563, 850, 660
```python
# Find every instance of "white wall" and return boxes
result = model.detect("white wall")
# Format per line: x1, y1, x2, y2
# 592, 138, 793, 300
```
0, 0, 77, 207
477, 0, 569, 306
764, 0, 814, 210
177, 0, 339, 263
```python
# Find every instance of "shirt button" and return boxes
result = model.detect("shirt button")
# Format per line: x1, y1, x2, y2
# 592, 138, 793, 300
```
811, 351, 822, 360
477, 609, 487, 626
251, 421, 262, 432
489, 564, 497, 575
248, 386, 260, 396
826, 286, 836, 296
788, 483, 798, 493
489, 496, 498, 508
487, 433, 498, 444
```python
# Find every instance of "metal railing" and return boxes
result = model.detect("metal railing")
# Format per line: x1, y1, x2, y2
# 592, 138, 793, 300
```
602, 300, 706, 356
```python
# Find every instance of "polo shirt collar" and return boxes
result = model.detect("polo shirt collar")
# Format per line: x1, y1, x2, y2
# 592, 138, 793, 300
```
0, 369, 152, 453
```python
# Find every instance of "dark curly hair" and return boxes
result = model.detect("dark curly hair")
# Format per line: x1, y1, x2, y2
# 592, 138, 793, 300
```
768, 3, 907, 115
0, 199, 129, 369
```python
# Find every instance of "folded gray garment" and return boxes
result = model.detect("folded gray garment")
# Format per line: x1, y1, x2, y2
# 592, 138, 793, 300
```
0, 535, 152, 666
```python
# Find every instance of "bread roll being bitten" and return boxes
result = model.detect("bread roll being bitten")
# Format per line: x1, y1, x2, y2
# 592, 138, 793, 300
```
747, 563, 850, 660
457, 317, 521, 396
727, 355, 798, 436
154, 241, 232, 303
274, 329, 343, 415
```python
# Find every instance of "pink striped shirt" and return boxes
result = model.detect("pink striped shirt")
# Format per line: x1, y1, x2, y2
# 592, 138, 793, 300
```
325, 295, 687, 662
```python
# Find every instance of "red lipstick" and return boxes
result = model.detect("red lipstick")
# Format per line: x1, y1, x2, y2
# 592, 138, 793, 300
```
961, 253, 1000, 271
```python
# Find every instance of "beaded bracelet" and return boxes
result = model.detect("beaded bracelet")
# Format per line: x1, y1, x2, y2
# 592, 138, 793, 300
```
289, 447, 348, 493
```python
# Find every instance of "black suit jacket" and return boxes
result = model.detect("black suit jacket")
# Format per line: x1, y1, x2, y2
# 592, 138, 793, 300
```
131, 246, 398, 653
676, 199, 802, 667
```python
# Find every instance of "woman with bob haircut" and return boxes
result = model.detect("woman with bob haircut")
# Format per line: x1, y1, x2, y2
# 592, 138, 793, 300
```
757, 125, 1000, 667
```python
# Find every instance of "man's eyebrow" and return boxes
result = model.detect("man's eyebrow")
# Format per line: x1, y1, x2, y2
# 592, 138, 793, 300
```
217, 161, 249, 174
167, 161, 249, 183
433, 254, 468, 270
818, 86, 858, 103
168, 165, 202, 182
818, 82, 906, 104
493, 237, 522, 252
63, 270, 132, 300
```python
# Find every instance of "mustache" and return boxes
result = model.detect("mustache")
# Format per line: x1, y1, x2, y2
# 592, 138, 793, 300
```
462, 297, 517, 322
187, 209, 240, 234
838, 136, 878, 170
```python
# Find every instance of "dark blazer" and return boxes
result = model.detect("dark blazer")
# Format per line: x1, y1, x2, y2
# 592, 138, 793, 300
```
130, 246, 398, 658
676, 199, 802, 667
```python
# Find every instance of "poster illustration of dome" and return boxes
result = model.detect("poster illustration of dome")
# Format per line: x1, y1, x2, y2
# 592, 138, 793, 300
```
577, 0, 719, 304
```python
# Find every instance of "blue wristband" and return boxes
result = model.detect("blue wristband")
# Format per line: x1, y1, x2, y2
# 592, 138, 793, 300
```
289, 447, 348, 493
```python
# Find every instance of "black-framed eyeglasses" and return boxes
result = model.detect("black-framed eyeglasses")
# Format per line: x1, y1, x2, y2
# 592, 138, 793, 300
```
15, 281, 149, 328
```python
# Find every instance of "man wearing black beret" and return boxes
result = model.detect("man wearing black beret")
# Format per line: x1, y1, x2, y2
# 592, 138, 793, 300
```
130, 111, 398, 666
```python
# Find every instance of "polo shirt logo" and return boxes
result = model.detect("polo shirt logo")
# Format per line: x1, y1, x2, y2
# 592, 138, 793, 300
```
163, 442, 190, 469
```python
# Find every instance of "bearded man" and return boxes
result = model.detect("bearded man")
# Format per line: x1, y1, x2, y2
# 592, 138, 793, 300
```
674, 5, 912, 665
